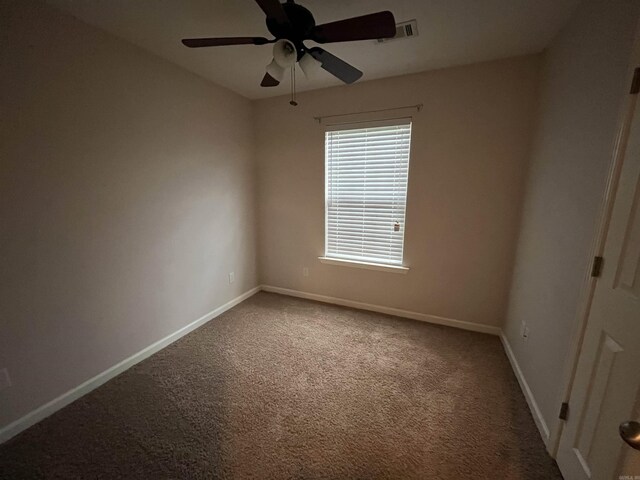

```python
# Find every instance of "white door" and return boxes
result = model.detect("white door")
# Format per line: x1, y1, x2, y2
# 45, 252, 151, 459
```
556, 69, 640, 479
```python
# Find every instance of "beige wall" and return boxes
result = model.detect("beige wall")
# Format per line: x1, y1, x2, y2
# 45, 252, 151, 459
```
503, 0, 640, 443
0, 0, 258, 428
255, 56, 540, 328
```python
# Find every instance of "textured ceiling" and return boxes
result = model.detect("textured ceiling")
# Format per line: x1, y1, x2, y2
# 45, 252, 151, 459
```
46, 0, 581, 99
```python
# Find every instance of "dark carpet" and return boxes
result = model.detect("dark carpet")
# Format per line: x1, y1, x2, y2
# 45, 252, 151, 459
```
0, 292, 562, 479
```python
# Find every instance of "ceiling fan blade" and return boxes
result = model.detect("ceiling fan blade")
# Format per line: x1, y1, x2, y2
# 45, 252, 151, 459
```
181, 37, 271, 48
261, 72, 280, 87
254, 0, 291, 27
310, 11, 396, 43
309, 47, 363, 84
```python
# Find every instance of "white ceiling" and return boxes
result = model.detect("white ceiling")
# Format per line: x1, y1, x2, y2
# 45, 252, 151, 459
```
47, 0, 581, 99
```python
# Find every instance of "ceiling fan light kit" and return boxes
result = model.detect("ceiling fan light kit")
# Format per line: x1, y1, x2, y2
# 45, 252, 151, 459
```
181, 0, 396, 105
299, 52, 322, 78
272, 39, 297, 68
265, 59, 284, 83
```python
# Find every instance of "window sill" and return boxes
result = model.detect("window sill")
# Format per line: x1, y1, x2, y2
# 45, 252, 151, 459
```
318, 257, 409, 274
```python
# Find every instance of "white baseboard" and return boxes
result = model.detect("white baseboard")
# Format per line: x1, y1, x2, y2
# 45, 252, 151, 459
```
0, 286, 261, 445
500, 332, 551, 444
261, 285, 501, 336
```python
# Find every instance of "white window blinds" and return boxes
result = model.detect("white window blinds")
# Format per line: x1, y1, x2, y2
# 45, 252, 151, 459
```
325, 120, 412, 266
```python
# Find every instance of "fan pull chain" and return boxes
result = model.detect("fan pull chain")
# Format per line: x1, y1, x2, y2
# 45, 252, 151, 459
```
290, 65, 298, 106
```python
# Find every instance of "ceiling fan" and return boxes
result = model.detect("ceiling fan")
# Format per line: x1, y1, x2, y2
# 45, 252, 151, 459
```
181, 0, 396, 88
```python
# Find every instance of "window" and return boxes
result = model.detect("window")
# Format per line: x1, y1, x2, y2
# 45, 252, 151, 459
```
324, 120, 412, 269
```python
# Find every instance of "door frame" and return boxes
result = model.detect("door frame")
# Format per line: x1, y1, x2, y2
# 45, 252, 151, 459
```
548, 24, 640, 457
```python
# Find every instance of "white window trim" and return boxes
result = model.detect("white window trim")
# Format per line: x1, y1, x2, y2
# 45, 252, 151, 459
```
318, 256, 409, 274
324, 116, 413, 131
323, 117, 413, 268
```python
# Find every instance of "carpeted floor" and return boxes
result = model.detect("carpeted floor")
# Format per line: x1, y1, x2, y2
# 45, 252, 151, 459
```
0, 292, 562, 479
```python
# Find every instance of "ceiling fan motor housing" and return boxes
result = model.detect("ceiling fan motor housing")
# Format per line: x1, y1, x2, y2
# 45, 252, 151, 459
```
266, 2, 315, 60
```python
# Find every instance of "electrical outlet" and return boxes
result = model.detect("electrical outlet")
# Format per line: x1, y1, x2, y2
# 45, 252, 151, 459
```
0, 368, 12, 392
228, 272, 235, 284
520, 321, 527, 338
302, 267, 309, 277
523, 326, 530, 342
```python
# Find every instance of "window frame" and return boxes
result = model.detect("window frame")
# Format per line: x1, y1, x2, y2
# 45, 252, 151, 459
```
321, 118, 413, 273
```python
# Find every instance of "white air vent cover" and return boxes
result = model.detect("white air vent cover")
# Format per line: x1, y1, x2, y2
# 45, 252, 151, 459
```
378, 20, 418, 42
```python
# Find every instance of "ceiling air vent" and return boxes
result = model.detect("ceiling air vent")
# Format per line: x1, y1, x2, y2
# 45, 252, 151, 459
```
378, 20, 418, 43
